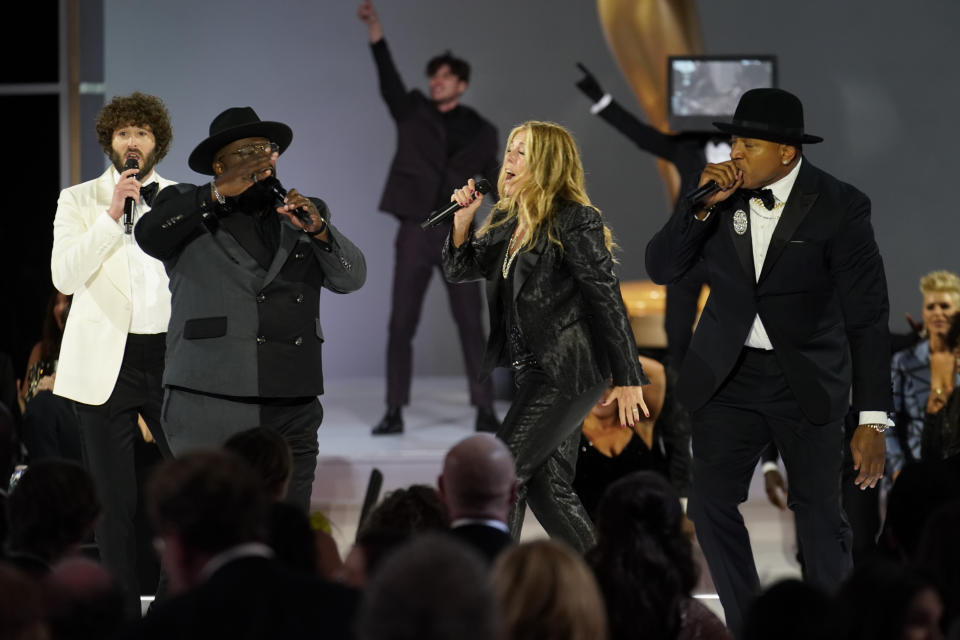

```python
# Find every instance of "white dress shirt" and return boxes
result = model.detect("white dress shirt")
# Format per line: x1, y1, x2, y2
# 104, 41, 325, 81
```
112, 166, 170, 334
744, 159, 802, 350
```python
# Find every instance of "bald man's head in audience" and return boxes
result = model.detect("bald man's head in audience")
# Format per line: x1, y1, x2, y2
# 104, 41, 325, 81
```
439, 434, 517, 522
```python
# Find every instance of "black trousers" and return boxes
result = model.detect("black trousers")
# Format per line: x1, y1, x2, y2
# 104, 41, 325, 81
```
688, 348, 851, 639
501, 366, 607, 553
74, 332, 172, 619
162, 387, 323, 512
386, 221, 491, 408
22, 390, 81, 462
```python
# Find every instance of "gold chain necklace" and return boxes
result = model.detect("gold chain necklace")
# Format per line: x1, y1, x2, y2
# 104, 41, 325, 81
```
501, 227, 525, 279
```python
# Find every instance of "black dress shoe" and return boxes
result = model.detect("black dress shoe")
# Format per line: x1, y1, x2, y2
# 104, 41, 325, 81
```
372, 407, 404, 435
475, 406, 501, 433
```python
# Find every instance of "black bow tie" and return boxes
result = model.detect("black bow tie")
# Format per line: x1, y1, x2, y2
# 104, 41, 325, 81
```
140, 182, 159, 207
740, 188, 777, 210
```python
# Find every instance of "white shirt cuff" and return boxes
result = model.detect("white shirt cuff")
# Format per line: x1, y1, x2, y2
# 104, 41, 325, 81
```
590, 93, 612, 115
858, 411, 891, 426
761, 461, 780, 475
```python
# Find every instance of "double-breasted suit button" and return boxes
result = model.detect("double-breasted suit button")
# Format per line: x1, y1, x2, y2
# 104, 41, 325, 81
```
295, 294, 304, 303
256, 293, 266, 303
294, 337, 303, 346
256, 336, 266, 345
294, 251, 306, 260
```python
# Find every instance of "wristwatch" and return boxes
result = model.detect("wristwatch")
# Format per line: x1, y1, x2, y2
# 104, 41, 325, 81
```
861, 422, 889, 434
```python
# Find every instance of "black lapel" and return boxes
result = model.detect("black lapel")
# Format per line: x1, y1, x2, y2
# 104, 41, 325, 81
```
262, 222, 299, 287
480, 220, 513, 308
220, 214, 273, 271
512, 231, 546, 301
724, 194, 756, 282
757, 162, 819, 284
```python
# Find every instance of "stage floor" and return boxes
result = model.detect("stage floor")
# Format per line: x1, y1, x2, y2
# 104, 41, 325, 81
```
310, 375, 803, 619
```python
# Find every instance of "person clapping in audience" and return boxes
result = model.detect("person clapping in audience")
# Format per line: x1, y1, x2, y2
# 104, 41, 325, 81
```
889, 270, 960, 478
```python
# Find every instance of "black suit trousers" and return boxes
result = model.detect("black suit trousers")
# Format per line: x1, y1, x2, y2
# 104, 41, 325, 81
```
74, 333, 172, 619
387, 222, 491, 408
688, 348, 851, 639
501, 366, 607, 553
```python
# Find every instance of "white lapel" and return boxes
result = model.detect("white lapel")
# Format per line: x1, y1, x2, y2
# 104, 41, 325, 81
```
91, 168, 132, 300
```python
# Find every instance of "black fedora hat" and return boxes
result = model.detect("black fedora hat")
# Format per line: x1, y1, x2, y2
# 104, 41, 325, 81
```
713, 88, 823, 145
188, 106, 293, 175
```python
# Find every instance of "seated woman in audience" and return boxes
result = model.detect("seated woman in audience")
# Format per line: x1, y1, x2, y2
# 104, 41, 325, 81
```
587, 471, 730, 640
492, 539, 608, 640
889, 270, 960, 478
836, 559, 944, 640
573, 355, 667, 519
17, 290, 80, 461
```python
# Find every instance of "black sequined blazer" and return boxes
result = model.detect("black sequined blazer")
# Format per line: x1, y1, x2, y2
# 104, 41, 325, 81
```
443, 199, 648, 397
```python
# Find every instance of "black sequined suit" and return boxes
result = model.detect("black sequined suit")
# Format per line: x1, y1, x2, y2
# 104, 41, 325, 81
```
443, 200, 648, 551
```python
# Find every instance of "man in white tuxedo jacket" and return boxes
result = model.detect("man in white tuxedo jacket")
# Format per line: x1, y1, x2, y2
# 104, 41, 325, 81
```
51, 92, 176, 619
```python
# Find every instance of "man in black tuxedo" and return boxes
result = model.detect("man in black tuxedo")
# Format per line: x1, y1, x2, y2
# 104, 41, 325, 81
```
438, 434, 516, 563
122, 450, 357, 639
646, 88, 891, 637
358, 1, 501, 435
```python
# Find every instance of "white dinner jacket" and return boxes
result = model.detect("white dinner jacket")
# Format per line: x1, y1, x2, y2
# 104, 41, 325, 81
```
51, 167, 176, 405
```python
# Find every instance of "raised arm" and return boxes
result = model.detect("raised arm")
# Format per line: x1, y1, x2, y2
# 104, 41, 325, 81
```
359, 1, 413, 122
575, 63, 681, 163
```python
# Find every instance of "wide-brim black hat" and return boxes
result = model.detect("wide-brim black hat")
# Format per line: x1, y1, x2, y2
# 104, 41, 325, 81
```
188, 106, 293, 175
713, 88, 823, 145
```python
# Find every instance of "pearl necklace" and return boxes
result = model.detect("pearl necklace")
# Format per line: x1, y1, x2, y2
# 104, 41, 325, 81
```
501, 227, 525, 279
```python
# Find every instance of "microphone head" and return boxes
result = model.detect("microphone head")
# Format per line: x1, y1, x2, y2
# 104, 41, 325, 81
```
123, 156, 140, 173
475, 178, 492, 195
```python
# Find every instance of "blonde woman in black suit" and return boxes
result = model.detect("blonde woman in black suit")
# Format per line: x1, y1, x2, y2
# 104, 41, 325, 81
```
443, 121, 649, 552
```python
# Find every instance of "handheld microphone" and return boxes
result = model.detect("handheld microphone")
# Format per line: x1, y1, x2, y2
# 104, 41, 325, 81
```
684, 180, 720, 205
123, 157, 139, 234
421, 179, 492, 229
261, 176, 313, 226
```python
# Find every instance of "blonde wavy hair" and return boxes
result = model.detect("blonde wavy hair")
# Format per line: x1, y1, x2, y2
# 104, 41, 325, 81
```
492, 540, 609, 640
477, 121, 615, 255
920, 270, 960, 306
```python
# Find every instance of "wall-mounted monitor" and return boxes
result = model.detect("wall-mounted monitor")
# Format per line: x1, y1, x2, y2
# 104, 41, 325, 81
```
668, 55, 777, 132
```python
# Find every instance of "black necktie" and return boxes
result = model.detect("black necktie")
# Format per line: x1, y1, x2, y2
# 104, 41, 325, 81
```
740, 188, 776, 210
140, 182, 159, 208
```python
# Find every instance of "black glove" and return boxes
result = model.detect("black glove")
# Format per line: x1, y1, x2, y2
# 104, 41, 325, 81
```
575, 62, 605, 103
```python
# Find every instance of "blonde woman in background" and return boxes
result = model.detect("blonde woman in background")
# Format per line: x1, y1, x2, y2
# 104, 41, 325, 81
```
492, 540, 608, 640
888, 270, 960, 479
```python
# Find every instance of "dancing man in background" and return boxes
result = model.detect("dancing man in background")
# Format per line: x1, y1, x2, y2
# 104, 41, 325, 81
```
358, 0, 501, 435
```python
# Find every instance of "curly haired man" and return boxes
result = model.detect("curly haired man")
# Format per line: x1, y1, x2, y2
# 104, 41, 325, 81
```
51, 91, 176, 619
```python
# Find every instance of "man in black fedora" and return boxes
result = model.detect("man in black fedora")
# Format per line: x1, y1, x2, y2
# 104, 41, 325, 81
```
135, 107, 366, 512
646, 88, 891, 637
